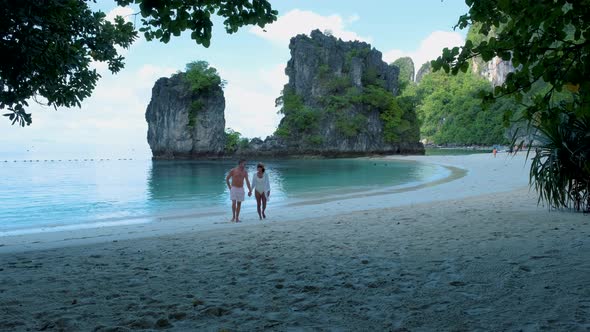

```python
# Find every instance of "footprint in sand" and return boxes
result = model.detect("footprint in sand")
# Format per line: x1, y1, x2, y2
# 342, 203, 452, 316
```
519, 265, 532, 272
202, 306, 231, 317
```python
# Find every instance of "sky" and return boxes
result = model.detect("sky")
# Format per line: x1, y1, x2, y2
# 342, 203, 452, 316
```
0, 0, 469, 159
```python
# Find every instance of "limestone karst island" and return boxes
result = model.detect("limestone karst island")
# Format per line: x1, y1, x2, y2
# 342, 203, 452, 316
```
146, 30, 423, 159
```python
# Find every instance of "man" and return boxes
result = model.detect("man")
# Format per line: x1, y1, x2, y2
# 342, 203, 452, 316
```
225, 159, 252, 222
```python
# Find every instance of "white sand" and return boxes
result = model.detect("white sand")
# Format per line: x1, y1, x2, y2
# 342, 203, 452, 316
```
0, 153, 589, 331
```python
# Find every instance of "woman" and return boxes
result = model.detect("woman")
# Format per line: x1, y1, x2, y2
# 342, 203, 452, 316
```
251, 163, 271, 220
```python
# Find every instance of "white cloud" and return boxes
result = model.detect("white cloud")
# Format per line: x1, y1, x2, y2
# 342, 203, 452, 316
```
90, 61, 109, 74
84, 64, 177, 127
105, 6, 135, 23
383, 31, 465, 72
221, 64, 288, 138
346, 14, 360, 24
136, 64, 177, 90
250, 9, 370, 45
138, 64, 176, 80
0, 63, 180, 158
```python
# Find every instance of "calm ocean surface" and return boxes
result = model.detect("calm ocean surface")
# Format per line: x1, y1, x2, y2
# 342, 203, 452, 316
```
0, 158, 447, 233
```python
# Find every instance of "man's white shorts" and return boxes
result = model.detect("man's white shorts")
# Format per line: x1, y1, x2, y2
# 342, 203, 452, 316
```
230, 186, 245, 202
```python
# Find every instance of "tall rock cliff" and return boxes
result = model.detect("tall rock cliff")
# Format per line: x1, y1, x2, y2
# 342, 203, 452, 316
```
392, 57, 415, 83
145, 73, 226, 159
472, 56, 515, 87
269, 30, 423, 156
415, 62, 432, 83
466, 24, 516, 87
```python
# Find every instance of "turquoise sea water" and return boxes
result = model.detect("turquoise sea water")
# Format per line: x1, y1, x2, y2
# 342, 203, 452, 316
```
0, 158, 446, 233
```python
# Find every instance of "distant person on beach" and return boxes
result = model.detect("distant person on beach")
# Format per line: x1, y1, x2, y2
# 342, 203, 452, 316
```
492, 147, 497, 158
225, 159, 252, 222
251, 163, 271, 220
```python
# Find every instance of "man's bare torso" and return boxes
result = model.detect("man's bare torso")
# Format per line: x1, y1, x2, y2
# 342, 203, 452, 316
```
229, 167, 247, 187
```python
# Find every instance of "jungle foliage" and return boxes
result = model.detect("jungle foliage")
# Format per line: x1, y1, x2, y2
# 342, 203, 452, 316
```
225, 128, 249, 153
180, 61, 224, 128
275, 46, 420, 144
408, 69, 511, 146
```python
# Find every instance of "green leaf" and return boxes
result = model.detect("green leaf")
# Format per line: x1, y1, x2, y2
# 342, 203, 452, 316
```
460, 62, 469, 73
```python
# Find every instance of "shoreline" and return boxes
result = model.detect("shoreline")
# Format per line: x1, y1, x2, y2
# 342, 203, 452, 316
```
1, 153, 529, 253
0, 158, 451, 238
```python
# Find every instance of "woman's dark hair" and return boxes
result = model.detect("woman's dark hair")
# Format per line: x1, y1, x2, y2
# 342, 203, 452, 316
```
257, 163, 265, 173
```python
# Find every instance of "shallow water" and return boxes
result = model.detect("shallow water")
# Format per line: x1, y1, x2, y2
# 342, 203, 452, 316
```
0, 158, 445, 232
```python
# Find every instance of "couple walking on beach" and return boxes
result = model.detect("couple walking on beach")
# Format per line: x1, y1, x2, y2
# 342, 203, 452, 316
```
225, 159, 270, 222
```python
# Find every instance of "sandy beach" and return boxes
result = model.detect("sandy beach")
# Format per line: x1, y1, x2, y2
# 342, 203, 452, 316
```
1, 153, 589, 331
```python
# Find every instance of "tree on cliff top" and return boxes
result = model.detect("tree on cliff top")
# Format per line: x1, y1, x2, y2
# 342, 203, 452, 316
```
182, 61, 226, 92
434, 0, 590, 211
1, 0, 277, 127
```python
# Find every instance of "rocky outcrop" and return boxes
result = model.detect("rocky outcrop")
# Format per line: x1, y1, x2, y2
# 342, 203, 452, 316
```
145, 74, 225, 159
466, 24, 516, 87
392, 57, 415, 83
415, 55, 514, 86
251, 29, 423, 156
472, 56, 515, 86
286, 30, 400, 96
415, 62, 431, 83
145, 31, 424, 159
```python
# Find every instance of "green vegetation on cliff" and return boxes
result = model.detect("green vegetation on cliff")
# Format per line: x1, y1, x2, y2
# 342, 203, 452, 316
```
279, 33, 515, 147
410, 69, 511, 145
225, 128, 249, 153
275, 90, 321, 142
344, 47, 371, 72
183, 61, 225, 92
360, 85, 418, 143
392, 57, 415, 89
415, 21, 577, 147
180, 61, 225, 128
276, 61, 419, 144
382, 24, 516, 146
274, 31, 422, 151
